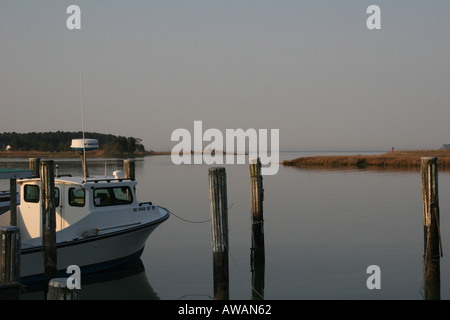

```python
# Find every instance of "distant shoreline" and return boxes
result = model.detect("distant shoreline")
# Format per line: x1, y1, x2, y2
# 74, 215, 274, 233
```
282, 149, 450, 169
4, 149, 450, 170
0, 150, 171, 159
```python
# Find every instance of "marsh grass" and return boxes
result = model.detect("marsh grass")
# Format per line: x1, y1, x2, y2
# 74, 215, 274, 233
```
282, 150, 450, 170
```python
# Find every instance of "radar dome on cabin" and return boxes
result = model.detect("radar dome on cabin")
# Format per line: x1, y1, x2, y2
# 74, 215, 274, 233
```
70, 139, 99, 151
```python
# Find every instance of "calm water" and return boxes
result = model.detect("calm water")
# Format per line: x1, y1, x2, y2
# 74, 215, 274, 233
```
2, 151, 450, 300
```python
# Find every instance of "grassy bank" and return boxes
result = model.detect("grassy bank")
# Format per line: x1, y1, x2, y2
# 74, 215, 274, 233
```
282, 150, 450, 170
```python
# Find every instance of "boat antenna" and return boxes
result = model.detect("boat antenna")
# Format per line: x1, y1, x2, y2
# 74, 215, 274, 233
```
80, 66, 87, 182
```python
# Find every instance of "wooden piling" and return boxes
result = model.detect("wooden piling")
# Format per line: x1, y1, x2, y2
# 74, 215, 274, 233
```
124, 160, 136, 180
249, 158, 265, 300
249, 158, 264, 220
29, 158, 41, 178
0, 282, 21, 300
9, 178, 17, 227
249, 158, 265, 256
0, 226, 21, 299
421, 157, 441, 300
40, 160, 57, 299
47, 278, 80, 300
208, 167, 229, 300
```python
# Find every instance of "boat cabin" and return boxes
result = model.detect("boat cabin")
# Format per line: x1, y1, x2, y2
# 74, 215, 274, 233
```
16, 172, 138, 240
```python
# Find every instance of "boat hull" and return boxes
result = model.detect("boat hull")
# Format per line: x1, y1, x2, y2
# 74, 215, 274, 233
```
20, 216, 168, 284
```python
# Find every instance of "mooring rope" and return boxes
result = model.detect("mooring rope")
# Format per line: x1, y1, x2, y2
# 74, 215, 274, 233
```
165, 179, 251, 224
227, 179, 251, 210
176, 293, 214, 300
163, 179, 264, 299
165, 208, 211, 224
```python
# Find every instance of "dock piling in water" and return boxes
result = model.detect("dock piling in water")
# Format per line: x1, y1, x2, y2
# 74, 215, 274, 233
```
0, 226, 21, 299
47, 278, 80, 300
29, 158, 41, 178
9, 178, 17, 227
249, 158, 265, 257
421, 156, 441, 300
41, 160, 57, 299
249, 158, 265, 300
208, 167, 229, 300
124, 159, 136, 180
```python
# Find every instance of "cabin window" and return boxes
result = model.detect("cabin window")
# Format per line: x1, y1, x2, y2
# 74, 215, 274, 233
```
55, 187, 60, 207
24, 185, 39, 203
94, 187, 133, 207
69, 187, 85, 207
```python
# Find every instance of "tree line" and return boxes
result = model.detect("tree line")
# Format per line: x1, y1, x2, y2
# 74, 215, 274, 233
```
0, 131, 146, 154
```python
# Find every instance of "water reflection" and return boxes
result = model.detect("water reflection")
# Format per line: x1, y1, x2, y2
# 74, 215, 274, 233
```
3, 154, 450, 299
250, 239, 265, 300
20, 258, 160, 300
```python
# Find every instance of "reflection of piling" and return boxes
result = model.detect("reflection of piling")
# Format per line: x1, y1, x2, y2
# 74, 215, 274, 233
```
249, 158, 265, 300
421, 157, 441, 300
208, 167, 229, 300
41, 160, 57, 300
250, 249, 265, 300
47, 278, 79, 300
0, 226, 21, 299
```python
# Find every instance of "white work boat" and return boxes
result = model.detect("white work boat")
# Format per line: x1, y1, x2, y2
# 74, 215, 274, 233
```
0, 139, 170, 284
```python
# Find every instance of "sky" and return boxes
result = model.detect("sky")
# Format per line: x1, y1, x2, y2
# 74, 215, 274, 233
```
1, 1, 450, 152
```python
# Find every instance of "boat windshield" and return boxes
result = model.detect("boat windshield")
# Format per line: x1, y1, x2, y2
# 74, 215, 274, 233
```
94, 186, 133, 207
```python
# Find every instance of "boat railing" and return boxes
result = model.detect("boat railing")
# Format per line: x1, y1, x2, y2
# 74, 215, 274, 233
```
88, 178, 134, 184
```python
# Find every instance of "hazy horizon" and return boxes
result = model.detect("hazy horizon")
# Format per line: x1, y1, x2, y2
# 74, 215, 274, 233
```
1, 1, 449, 152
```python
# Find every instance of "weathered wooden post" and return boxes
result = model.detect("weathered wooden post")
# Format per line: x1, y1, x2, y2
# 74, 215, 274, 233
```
41, 160, 57, 300
208, 167, 229, 300
124, 159, 136, 180
47, 278, 80, 300
421, 157, 441, 300
249, 158, 265, 256
0, 226, 21, 299
9, 178, 17, 227
249, 158, 265, 300
29, 158, 41, 178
